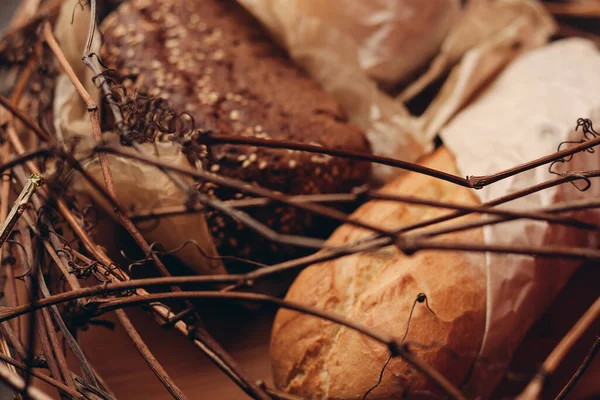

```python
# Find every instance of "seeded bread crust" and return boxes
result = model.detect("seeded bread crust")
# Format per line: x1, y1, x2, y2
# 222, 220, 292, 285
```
270, 147, 487, 399
100, 0, 371, 268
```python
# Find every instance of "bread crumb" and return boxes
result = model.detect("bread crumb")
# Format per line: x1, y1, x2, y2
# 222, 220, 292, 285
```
165, 39, 179, 49
207, 92, 219, 105
112, 25, 126, 38
212, 49, 225, 60
229, 110, 240, 120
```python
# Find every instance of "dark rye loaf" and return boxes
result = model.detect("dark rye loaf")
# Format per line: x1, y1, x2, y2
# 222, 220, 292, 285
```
100, 0, 371, 269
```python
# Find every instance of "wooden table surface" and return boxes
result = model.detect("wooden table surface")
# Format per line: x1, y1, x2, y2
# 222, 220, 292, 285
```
38, 304, 276, 399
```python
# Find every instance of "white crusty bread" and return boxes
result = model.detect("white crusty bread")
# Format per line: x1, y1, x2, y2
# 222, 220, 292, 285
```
270, 147, 487, 399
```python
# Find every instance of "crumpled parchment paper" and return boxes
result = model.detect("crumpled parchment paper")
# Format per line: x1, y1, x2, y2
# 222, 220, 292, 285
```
441, 38, 600, 398
52, 0, 224, 275
399, 0, 555, 104
243, 0, 460, 87
416, 0, 556, 140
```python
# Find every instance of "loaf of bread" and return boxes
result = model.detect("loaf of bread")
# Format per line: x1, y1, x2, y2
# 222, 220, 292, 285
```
99, 0, 371, 268
270, 147, 487, 398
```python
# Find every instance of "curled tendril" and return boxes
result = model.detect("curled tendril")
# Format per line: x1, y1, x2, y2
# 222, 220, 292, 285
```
120, 239, 266, 275
549, 118, 598, 191
363, 293, 437, 400
6, 240, 33, 279
89, 61, 217, 168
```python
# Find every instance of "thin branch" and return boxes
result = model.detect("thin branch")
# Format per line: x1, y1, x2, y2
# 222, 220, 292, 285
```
12, 221, 66, 394
0, 353, 83, 400
0, 148, 54, 175
409, 197, 600, 241
467, 137, 600, 188
516, 297, 600, 400
92, 145, 424, 242
194, 129, 600, 192
0, 274, 240, 322
261, 385, 304, 400
44, 21, 192, 400
0, 68, 224, 400
191, 328, 274, 400
13, 215, 82, 396
243, 236, 390, 283
197, 133, 470, 187
369, 192, 599, 231
21, 226, 41, 400
337, 172, 600, 264
0, 321, 26, 361
37, 268, 93, 389
401, 238, 600, 260
0, 95, 52, 143
114, 310, 188, 399
128, 193, 357, 221
0, 0, 63, 42
412, 171, 597, 235
131, 190, 598, 231
83, 0, 97, 57
554, 336, 600, 400
97, 145, 600, 260
57, 13, 274, 398
0, 173, 42, 248
0, 144, 21, 350
243, 195, 600, 286
7, 40, 41, 106
37, 288, 78, 391
3, 246, 21, 347
13, 290, 467, 400
0, 361, 54, 400
0, 333, 18, 387
0, 51, 31, 345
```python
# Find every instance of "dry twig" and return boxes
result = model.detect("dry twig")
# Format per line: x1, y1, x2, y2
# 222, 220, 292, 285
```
517, 297, 600, 400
